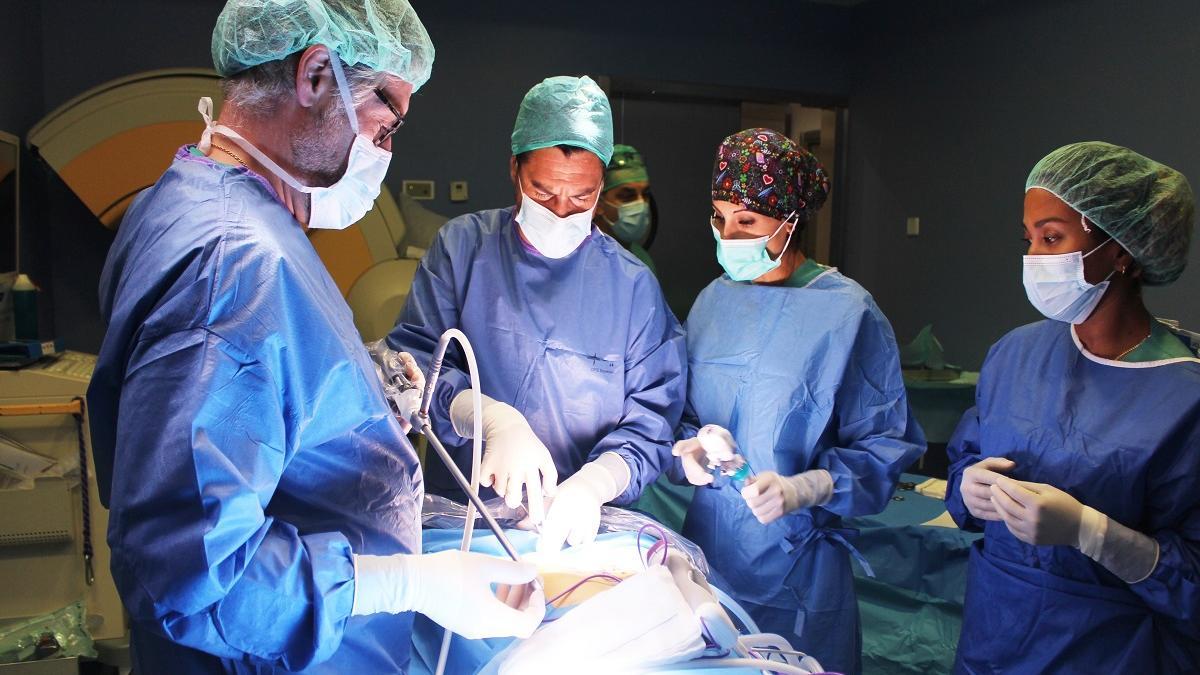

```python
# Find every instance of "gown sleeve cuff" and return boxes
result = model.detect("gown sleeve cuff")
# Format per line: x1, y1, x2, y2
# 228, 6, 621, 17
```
1076, 505, 1107, 559
593, 451, 633, 501
1084, 511, 1161, 584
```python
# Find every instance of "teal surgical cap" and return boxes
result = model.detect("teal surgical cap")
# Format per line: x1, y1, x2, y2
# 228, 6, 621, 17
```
212, 0, 435, 90
511, 76, 614, 164
605, 144, 649, 192
1027, 141, 1195, 286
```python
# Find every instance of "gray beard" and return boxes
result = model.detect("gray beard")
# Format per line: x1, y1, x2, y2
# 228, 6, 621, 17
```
290, 98, 353, 186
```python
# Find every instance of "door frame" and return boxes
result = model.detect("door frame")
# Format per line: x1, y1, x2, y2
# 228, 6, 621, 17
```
598, 76, 850, 269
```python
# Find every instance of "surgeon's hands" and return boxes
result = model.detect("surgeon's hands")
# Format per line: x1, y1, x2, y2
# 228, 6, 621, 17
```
450, 391, 558, 525
960, 457, 1016, 521
741, 470, 834, 525
365, 342, 426, 433
351, 550, 545, 639
395, 351, 424, 392
538, 453, 631, 554
989, 476, 1160, 582
672, 438, 714, 486
989, 476, 1085, 547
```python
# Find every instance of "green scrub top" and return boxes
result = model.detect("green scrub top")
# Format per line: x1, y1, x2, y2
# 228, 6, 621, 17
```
1122, 320, 1196, 362
781, 257, 828, 288
629, 242, 657, 275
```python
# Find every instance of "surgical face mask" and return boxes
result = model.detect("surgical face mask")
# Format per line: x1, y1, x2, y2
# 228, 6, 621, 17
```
515, 178, 598, 258
196, 51, 391, 230
711, 211, 797, 282
1023, 238, 1115, 324
602, 198, 651, 244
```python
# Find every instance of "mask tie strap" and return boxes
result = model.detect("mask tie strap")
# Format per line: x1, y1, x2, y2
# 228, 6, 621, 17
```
326, 49, 360, 136
1082, 237, 1114, 258
197, 97, 217, 154
196, 97, 312, 194
769, 210, 799, 262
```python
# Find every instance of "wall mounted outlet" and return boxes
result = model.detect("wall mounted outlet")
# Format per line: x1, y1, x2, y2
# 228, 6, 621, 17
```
403, 180, 435, 200
450, 181, 469, 202
906, 216, 920, 236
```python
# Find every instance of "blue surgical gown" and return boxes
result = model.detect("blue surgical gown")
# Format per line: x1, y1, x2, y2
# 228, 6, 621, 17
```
87, 147, 422, 673
673, 271, 925, 675
946, 321, 1200, 673
387, 208, 686, 504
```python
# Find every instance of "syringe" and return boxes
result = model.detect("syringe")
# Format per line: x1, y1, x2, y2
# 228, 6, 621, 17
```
697, 425, 755, 487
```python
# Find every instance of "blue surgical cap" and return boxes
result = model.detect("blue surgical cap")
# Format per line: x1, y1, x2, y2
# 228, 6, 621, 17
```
511, 76, 614, 165
1026, 141, 1195, 286
212, 0, 435, 90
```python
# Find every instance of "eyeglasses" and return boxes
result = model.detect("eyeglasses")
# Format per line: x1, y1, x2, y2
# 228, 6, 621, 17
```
373, 89, 405, 146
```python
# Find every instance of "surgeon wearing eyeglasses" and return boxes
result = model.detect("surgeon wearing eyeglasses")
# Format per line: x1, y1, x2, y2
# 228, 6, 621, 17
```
86, 2, 544, 673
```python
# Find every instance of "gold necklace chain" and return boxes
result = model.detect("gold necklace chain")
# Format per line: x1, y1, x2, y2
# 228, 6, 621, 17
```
1116, 329, 1153, 361
211, 142, 246, 167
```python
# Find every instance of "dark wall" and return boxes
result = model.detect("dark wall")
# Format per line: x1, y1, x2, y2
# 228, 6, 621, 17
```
845, 0, 1200, 368
392, 1, 853, 219
1, 0, 44, 273
38, 0, 221, 114
28, 0, 854, 217
15, 0, 1197, 361
0, 1, 44, 134
7, 0, 854, 348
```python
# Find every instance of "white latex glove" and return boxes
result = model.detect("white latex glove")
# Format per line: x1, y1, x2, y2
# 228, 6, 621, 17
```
538, 453, 631, 554
351, 550, 545, 639
366, 344, 425, 433
450, 391, 558, 524
393, 352, 425, 433
990, 476, 1159, 583
741, 470, 834, 525
989, 476, 1085, 546
1088, 513, 1160, 584
960, 457, 1016, 521
671, 438, 713, 486
396, 351, 425, 392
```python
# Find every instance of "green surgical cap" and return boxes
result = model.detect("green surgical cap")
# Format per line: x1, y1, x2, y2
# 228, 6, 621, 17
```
1026, 141, 1195, 286
212, 0, 435, 90
511, 76, 613, 164
604, 144, 649, 192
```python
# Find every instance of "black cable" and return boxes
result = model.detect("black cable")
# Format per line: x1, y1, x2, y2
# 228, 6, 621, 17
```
73, 397, 94, 586
644, 192, 660, 250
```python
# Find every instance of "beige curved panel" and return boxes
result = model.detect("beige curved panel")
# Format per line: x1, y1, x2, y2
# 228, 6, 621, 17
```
59, 121, 204, 229
347, 258, 419, 341
29, 69, 225, 171
26, 69, 409, 299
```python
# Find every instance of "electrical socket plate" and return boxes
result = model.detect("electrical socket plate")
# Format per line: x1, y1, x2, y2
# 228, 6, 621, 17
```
450, 181, 469, 202
403, 180, 435, 201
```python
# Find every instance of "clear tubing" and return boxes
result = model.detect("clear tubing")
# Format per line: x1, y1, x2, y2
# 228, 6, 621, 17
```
422, 329, 484, 675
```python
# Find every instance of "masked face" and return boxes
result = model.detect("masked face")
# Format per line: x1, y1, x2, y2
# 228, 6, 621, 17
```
709, 202, 798, 282
1023, 238, 1116, 323
605, 199, 651, 244
598, 182, 652, 245
510, 147, 605, 258
197, 49, 395, 230
1021, 188, 1123, 323
515, 176, 599, 258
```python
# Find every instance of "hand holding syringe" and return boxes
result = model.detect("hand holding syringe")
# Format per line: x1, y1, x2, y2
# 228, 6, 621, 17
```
697, 425, 755, 485
674, 424, 755, 487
